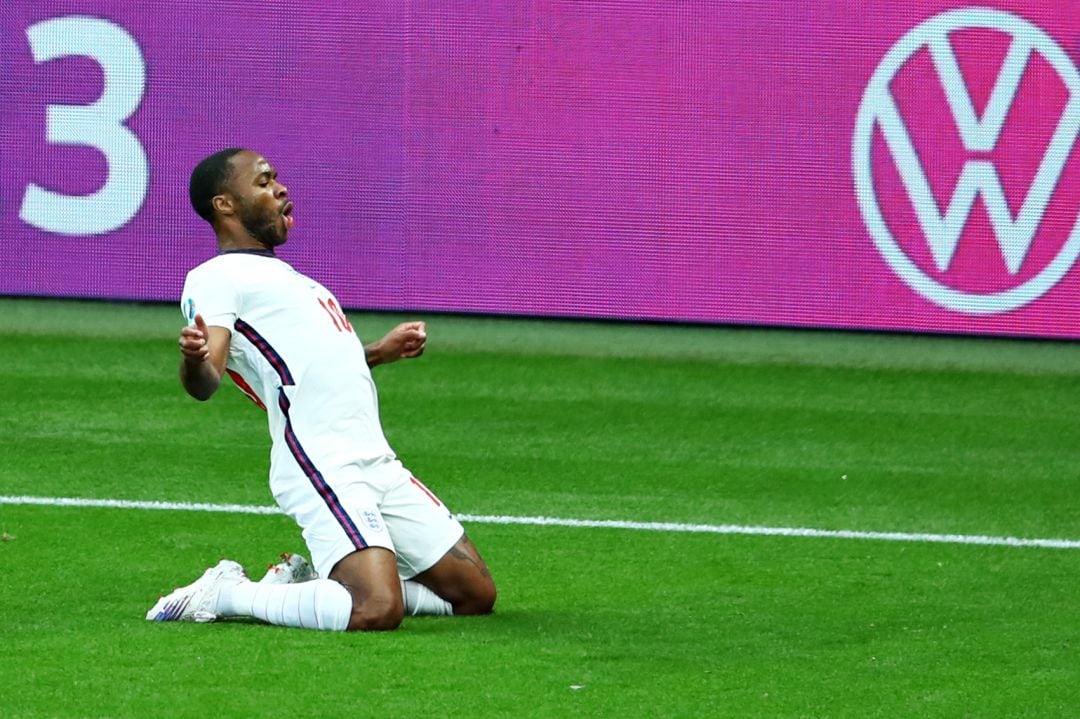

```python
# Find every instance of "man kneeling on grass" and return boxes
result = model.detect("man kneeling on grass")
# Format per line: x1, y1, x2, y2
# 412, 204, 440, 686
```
146, 148, 496, 631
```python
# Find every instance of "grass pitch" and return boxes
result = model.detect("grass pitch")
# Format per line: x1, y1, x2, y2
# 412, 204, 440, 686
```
1, 297, 1079, 717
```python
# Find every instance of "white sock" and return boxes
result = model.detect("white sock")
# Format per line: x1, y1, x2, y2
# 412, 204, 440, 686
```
401, 580, 453, 616
220, 578, 352, 631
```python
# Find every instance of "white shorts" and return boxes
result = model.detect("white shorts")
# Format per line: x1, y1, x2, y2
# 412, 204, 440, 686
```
271, 457, 464, 580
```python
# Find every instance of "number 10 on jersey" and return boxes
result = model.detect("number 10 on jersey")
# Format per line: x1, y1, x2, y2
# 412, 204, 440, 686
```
318, 297, 353, 333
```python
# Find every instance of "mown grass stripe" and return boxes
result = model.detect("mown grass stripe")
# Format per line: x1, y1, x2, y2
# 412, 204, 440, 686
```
2, 494, 1079, 550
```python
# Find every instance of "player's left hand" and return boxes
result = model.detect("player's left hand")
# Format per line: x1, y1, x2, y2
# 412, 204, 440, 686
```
376, 321, 427, 364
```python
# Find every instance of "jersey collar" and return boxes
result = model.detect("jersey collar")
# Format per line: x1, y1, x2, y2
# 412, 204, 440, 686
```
219, 248, 276, 258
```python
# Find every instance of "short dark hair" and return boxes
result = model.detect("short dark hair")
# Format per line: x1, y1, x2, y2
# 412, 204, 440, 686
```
189, 148, 246, 222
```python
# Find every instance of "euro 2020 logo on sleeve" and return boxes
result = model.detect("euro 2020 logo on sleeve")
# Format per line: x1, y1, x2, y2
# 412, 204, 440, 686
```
853, 8, 1080, 314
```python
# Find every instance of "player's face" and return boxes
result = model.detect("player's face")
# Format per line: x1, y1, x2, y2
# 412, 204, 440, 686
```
226, 151, 294, 247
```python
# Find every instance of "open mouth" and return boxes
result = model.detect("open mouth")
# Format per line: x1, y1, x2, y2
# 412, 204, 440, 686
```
282, 202, 295, 229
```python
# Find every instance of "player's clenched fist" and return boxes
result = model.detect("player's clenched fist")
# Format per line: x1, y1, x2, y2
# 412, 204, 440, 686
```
179, 313, 211, 363
365, 321, 427, 367
393, 321, 427, 359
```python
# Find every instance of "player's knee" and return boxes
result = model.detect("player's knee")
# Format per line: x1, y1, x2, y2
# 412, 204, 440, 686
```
347, 594, 404, 631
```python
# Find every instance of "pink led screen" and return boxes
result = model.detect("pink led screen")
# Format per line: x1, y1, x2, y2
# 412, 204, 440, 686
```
2, 2, 1079, 337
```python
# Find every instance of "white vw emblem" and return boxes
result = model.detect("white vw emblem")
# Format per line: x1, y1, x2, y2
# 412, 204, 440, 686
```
853, 8, 1080, 314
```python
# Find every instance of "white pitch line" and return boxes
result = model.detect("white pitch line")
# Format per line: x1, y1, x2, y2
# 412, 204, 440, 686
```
0, 495, 282, 515
2, 494, 1079, 550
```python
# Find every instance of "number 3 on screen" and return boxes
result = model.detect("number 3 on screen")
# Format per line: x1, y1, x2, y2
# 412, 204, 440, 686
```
19, 16, 148, 236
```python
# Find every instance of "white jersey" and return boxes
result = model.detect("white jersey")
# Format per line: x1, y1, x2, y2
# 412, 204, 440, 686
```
180, 252, 395, 479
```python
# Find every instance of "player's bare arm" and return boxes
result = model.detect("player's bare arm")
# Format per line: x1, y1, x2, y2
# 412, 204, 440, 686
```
178, 312, 232, 400
365, 321, 427, 367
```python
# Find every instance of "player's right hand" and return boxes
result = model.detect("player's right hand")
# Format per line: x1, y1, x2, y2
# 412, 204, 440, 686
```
179, 313, 211, 363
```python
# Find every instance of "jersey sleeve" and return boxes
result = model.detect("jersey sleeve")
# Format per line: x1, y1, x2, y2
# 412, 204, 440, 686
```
180, 263, 239, 330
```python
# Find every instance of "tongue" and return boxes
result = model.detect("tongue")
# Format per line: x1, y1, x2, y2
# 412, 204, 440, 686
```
284, 213, 295, 229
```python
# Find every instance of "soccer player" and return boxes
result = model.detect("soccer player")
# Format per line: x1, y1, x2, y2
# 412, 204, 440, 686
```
146, 148, 496, 631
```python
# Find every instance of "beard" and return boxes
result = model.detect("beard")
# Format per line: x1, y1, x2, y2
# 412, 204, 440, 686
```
237, 200, 287, 248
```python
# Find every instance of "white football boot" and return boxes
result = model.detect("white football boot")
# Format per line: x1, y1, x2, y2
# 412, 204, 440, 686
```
146, 559, 247, 623
258, 552, 317, 585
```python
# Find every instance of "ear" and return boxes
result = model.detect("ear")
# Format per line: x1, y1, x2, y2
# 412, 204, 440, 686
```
212, 193, 235, 217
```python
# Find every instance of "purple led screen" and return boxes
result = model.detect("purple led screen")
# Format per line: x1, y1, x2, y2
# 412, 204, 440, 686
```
2, 2, 1080, 337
